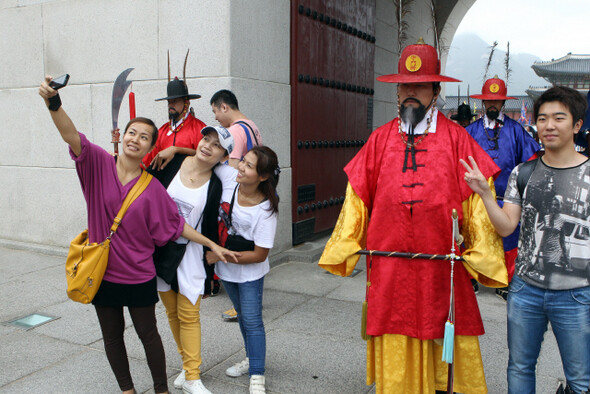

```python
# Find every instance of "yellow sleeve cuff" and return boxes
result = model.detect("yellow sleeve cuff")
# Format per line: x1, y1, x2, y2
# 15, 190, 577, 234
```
460, 177, 509, 288
318, 183, 368, 277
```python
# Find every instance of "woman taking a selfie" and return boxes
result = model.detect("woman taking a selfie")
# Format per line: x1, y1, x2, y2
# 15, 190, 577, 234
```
207, 146, 280, 394
39, 76, 237, 394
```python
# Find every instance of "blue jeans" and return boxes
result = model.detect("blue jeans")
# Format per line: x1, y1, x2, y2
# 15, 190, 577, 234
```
507, 276, 590, 394
222, 277, 266, 376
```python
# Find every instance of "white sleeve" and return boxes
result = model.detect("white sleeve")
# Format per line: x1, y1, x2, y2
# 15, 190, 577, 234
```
253, 207, 277, 249
214, 164, 238, 203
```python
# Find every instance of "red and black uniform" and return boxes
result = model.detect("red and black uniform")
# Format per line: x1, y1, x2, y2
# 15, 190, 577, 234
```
142, 114, 206, 168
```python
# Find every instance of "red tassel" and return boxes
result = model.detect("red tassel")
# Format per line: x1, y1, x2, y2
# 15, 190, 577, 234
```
129, 90, 136, 120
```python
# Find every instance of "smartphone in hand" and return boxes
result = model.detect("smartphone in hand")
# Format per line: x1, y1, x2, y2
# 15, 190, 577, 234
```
49, 74, 70, 90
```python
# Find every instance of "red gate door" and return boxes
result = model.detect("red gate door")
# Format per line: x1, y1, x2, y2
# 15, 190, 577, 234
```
291, 0, 376, 244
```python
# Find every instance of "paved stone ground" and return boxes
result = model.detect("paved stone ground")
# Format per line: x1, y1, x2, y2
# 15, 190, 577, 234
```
0, 239, 566, 393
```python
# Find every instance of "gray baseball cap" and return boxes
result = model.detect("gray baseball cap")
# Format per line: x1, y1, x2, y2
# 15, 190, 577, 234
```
200, 126, 234, 154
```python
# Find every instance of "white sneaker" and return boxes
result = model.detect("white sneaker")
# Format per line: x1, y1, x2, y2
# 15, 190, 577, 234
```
174, 370, 186, 389
249, 375, 265, 394
182, 379, 212, 394
225, 358, 249, 377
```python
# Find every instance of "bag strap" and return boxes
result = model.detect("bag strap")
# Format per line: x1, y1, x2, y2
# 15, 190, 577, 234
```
228, 184, 239, 228
179, 211, 204, 247
228, 184, 265, 228
190, 211, 204, 237
184, 170, 214, 244
108, 171, 153, 238
517, 158, 539, 198
235, 121, 260, 150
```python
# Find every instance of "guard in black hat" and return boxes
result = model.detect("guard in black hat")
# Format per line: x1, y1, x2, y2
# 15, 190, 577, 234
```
143, 50, 207, 171
155, 78, 201, 102
450, 103, 474, 128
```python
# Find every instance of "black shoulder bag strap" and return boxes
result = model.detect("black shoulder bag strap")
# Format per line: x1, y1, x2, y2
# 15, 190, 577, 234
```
228, 184, 239, 229
235, 120, 260, 147
517, 158, 539, 198
227, 184, 265, 229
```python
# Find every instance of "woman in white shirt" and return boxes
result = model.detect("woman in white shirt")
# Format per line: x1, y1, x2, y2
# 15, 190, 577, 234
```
208, 146, 280, 394
155, 126, 235, 394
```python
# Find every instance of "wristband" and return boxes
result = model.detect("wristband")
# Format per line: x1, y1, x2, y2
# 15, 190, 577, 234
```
48, 94, 62, 111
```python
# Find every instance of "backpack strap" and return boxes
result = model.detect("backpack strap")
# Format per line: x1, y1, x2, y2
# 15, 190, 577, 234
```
235, 121, 260, 151
517, 158, 539, 198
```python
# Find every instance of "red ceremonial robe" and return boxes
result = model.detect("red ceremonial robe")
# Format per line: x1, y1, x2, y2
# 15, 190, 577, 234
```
142, 114, 206, 167
345, 113, 500, 339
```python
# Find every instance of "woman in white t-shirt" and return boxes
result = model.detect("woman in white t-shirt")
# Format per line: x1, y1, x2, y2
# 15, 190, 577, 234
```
154, 126, 236, 394
208, 146, 280, 394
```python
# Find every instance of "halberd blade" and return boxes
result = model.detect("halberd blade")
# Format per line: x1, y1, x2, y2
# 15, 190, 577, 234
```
111, 68, 134, 131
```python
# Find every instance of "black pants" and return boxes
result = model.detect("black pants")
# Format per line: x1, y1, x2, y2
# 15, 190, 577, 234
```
95, 304, 167, 393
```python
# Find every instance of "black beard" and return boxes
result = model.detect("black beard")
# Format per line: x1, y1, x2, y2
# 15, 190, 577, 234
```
169, 109, 180, 122
486, 108, 499, 121
400, 100, 427, 127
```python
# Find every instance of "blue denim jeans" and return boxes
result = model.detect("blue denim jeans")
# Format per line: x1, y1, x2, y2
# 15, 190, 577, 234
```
507, 276, 590, 394
221, 277, 266, 376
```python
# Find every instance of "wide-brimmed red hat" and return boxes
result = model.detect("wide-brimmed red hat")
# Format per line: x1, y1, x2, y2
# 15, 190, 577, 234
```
470, 76, 516, 100
377, 38, 461, 83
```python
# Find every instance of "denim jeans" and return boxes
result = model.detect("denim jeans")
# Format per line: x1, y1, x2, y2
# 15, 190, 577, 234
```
507, 276, 590, 394
222, 277, 266, 376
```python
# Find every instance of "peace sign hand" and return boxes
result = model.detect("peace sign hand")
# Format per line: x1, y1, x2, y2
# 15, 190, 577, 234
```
459, 156, 492, 196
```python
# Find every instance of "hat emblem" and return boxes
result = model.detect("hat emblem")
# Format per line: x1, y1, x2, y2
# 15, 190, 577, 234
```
405, 55, 422, 72
376, 39, 461, 83
489, 83, 500, 93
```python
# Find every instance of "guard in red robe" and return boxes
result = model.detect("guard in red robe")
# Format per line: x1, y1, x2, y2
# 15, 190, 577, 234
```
143, 77, 206, 170
319, 39, 508, 394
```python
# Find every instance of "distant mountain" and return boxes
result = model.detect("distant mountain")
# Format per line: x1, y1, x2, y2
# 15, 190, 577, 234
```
445, 33, 547, 95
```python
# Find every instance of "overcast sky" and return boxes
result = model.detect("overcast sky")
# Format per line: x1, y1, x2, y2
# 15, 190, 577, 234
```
454, 0, 589, 60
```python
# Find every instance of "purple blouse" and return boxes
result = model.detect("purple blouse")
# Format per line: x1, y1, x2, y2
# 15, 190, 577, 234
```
70, 133, 184, 284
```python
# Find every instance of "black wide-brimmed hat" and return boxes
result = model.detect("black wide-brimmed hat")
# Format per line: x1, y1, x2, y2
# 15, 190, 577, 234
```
451, 103, 474, 121
155, 77, 201, 101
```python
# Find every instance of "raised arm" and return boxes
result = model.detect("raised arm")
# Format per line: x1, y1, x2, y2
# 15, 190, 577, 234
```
460, 156, 521, 237
39, 76, 81, 156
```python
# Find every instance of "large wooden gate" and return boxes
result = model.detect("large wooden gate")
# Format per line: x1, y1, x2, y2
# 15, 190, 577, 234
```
291, 0, 376, 244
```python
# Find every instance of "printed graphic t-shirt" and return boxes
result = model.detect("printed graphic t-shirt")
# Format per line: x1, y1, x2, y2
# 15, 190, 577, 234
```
504, 158, 590, 290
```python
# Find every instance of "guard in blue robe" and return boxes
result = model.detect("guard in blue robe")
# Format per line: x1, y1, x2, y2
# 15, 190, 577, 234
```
466, 76, 540, 292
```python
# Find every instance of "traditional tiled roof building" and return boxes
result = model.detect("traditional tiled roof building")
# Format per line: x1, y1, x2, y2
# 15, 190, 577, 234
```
526, 53, 590, 99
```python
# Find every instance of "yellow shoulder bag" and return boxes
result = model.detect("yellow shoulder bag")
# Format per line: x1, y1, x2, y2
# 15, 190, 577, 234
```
66, 171, 153, 303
